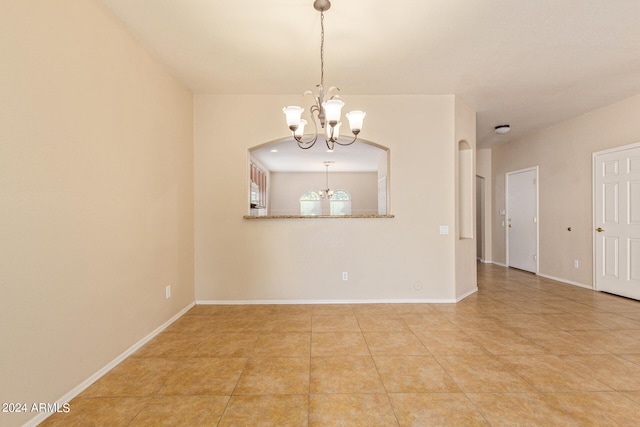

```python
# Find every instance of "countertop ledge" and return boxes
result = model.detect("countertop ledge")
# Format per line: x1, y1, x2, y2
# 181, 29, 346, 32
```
243, 214, 395, 219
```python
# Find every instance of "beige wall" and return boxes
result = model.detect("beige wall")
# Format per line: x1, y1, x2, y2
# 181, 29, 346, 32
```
195, 94, 474, 302
454, 99, 478, 299
0, 1, 194, 424
476, 148, 492, 262
491, 93, 640, 286
269, 172, 378, 215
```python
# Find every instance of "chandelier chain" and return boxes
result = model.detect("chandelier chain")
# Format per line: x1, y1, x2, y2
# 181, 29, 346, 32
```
320, 10, 325, 87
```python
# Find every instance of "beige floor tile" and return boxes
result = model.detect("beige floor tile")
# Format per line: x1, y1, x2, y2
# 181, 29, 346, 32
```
253, 332, 311, 357
40, 264, 640, 425
234, 357, 310, 395
357, 314, 410, 332
559, 354, 640, 390
311, 332, 370, 356
219, 395, 308, 426
207, 315, 268, 333
39, 397, 150, 427
191, 332, 259, 357
309, 393, 397, 426
312, 314, 361, 332
390, 303, 437, 314
500, 355, 611, 392
623, 391, 640, 404
159, 358, 247, 395
465, 329, 546, 355
496, 313, 554, 330
352, 303, 398, 315
435, 355, 535, 392
129, 395, 229, 426
516, 329, 610, 354
83, 358, 177, 397
311, 304, 355, 315
261, 314, 312, 332
389, 393, 489, 426
363, 331, 429, 356
619, 353, 640, 366
268, 304, 313, 315
163, 315, 217, 334
566, 329, 640, 354
374, 355, 460, 392
466, 393, 580, 426
310, 356, 385, 393
400, 313, 461, 332
548, 391, 640, 426
416, 330, 490, 355
132, 332, 203, 358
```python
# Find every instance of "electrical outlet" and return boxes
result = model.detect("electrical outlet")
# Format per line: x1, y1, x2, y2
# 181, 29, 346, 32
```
342, 272, 348, 281
165, 285, 171, 299
573, 260, 579, 269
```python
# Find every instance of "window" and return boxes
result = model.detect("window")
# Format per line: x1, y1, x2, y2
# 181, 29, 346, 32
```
300, 190, 321, 216
330, 190, 351, 215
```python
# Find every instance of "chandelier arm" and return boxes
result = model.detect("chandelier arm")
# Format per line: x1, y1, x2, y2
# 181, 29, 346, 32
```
293, 105, 321, 149
325, 137, 335, 150
295, 135, 318, 149
333, 134, 358, 146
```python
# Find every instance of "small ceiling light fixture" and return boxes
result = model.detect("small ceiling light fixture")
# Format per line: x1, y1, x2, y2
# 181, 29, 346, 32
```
494, 124, 511, 134
319, 161, 335, 199
283, 0, 365, 150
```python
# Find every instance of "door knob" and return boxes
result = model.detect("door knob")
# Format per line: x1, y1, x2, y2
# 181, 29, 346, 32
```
596, 227, 604, 232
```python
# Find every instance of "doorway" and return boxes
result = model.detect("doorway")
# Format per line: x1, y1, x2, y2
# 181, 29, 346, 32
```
476, 175, 485, 261
506, 167, 539, 273
593, 142, 640, 300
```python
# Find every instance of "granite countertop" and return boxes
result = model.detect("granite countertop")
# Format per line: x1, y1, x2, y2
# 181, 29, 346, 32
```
243, 214, 395, 219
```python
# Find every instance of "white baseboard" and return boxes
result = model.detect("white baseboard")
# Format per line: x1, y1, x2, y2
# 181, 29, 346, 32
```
25, 302, 195, 427
489, 261, 507, 267
196, 298, 460, 305
536, 273, 593, 290
456, 287, 479, 302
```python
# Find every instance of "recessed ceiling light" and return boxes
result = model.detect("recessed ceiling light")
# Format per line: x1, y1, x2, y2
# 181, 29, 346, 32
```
270, 149, 278, 153
326, 149, 334, 153
494, 124, 510, 134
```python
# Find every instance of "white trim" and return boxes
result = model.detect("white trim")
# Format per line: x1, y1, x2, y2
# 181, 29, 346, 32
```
490, 261, 508, 267
537, 273, 594, 290
456, 287, 479, 302
196, 298, 461, 305
505, 166, 540, 273
25, 302, 195, 427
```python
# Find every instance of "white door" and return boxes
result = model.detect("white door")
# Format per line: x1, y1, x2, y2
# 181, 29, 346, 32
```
594, 143, 640, 300
506, 167, 538, 273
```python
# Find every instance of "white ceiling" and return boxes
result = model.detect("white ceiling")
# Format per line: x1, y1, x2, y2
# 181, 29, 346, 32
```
251, 137, 384, 172
100, 0, 640, 150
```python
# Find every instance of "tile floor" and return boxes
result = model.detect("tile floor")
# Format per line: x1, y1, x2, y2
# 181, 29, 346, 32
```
41, 263, 640, 426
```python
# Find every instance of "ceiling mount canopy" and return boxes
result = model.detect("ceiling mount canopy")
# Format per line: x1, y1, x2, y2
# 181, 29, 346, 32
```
283, 0, 365, 151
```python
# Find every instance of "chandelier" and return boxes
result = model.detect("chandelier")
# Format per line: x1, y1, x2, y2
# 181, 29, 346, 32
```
282, 0, 365, 150
319, 161, 334, 199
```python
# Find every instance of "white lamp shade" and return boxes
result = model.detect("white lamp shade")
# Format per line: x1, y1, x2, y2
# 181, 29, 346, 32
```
322, 99, 344, 122
283, 106, 304, 128
346, 110, 365, 131
294, 119, 307, 138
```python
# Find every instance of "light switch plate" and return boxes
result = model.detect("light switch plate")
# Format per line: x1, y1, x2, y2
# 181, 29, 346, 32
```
440, 225, 449, 235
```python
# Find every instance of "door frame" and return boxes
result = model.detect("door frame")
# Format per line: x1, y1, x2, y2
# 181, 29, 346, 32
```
592, 141, 640, 292
505, 166, 540, 273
